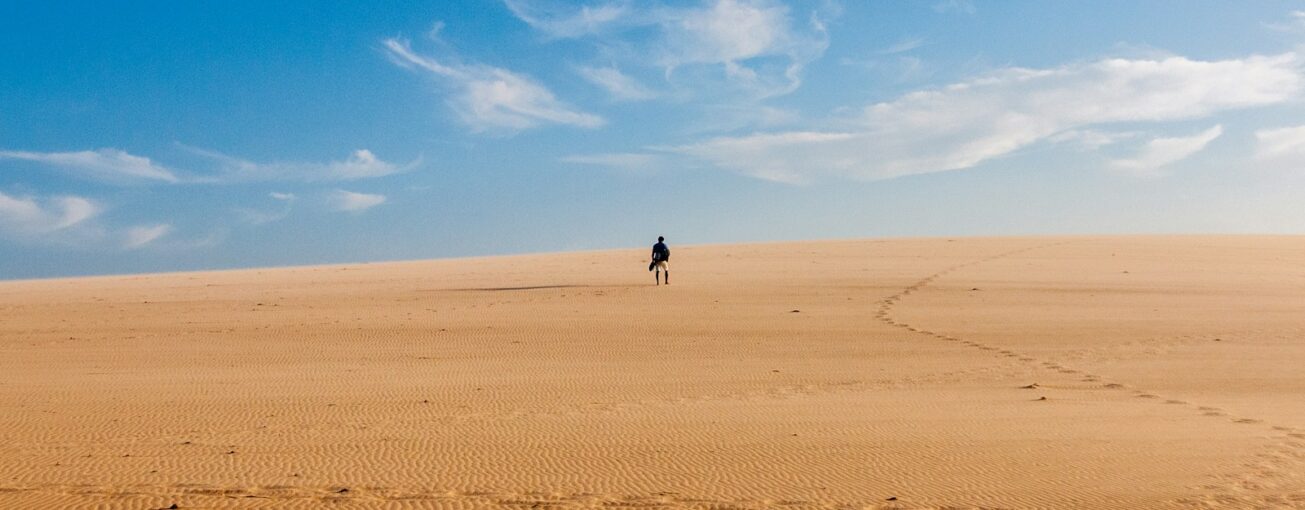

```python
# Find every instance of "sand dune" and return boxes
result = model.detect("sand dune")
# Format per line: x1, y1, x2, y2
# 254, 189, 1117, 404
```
1, 236, 1303, 508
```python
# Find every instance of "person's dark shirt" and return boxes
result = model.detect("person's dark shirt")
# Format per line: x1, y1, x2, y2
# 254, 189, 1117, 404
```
652, 242, 669, 261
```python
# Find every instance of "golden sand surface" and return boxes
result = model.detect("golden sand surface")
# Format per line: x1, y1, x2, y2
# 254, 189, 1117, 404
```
1, 236, 1303, 509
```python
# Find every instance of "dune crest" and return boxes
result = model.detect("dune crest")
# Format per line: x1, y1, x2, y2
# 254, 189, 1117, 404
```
2, 237, 1303, 508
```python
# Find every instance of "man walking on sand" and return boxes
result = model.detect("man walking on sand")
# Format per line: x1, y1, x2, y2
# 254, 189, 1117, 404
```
651, 236, 670, 285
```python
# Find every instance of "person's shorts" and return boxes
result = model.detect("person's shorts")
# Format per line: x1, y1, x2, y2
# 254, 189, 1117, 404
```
654, 260, 669, 271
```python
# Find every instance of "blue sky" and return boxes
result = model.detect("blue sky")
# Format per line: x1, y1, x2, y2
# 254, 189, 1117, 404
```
3, 1, 1305, 279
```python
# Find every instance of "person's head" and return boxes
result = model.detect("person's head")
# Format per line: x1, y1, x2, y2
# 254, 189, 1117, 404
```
658, 236, 664, 242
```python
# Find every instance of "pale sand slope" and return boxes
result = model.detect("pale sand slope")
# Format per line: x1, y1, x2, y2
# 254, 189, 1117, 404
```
1, 237, 1303, 509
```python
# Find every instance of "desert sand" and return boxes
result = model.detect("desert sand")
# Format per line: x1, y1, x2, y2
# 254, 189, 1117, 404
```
1, 236, 1303, 509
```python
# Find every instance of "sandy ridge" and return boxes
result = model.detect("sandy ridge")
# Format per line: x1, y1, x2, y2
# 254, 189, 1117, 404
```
876, 241, 1305, 508
2, 237, 1304, 508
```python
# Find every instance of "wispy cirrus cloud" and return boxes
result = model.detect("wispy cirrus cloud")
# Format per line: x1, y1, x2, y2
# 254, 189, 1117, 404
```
0, 190, 206, 250
504, 0, 630, 38
0, 146, 414, 185
123, 224, 172, 249
878, 37, 925, 55
1109, 125, 1223, 176
382, 37, 604, 131
674, 53, 1303, 183
1265, 10, 1305, 33
1049, 129, 1142, 151
0, 148, 179, 183
329, 190, 387, 212
506, 0, 832, 99
577, 65, 657, 101
561, 152, 659, 172
1255, 124, 1305, 162
235, 192, 299, 225
187, 147, 418, 183
0, 191, 100, 235
933, 0, 976, 15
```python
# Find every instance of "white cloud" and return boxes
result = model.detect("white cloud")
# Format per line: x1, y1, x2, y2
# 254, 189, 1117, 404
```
328, 150, 404, 179
673, 53, 1303, 183
329, 190, 387, 212
504, 0, 629, 38
1, 146, 410, 184
1109, 125, 1223, 176
236, 192, 298, 225
577, 65, 656, 101
0, 191, 100, 234
685, 104, 800, 134
933, 0, 976, 15
1255, 124, 1305, 162
660, 0, 831, 98
1049, 129, 1142, 150
426, 20, 447, 40
879, 37, 925, 55
124, 224, 172, 249
672, 131, 858, 183
383, 37, 604, 131
1265, 10, 1305, 32
840, 55, 934, 83
664, 0, 798, 64
0, 148, 179, 183
562, 152, 658, 171
186, 146, 417, 182
506, 0, 831, 98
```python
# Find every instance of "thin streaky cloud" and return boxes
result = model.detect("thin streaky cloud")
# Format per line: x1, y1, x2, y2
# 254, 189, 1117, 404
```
237, 192, 298, 225
124, 224, 172, 249
656, 0, 830, 98
503, 0, 630, 38
1109, 125, 1224, 176
505, 0, 832, 99
0, 148, 179, 183
675, 53, 1302, 183
329, 190, 387, 212
561, 152, 658, 171
0, 191, 100, 234
878, 37, 925, 55
381, 37, 465, 78
1049, 129, 1142, 151
184, 146, 418, 183
1255, 124, 1305, 161
1264, 10, 1305, 32
577, 66, 657, 101
933, 0, 976, 15
383, 37, 604, 131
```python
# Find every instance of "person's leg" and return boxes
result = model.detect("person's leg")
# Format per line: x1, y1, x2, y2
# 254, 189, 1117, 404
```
655, 269, 661, 285
665, 271, 669, 285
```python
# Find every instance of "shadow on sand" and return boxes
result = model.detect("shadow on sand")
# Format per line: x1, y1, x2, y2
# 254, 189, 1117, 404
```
438, 284, 612, 292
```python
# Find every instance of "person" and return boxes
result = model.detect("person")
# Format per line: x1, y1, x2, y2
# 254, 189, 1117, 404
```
651, 236, 670, 285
